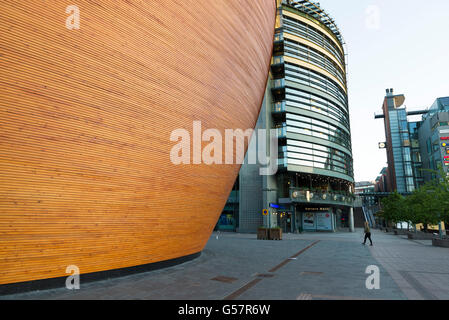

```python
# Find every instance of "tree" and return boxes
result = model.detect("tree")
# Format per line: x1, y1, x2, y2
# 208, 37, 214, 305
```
406, 184, 440, 231
381, 192, 407, 227
431, 166, 449, 230
417, 165, 449, 232
380, 166, 449, 232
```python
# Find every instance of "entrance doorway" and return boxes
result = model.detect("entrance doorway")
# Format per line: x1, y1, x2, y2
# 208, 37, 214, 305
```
279, 212, 293, 233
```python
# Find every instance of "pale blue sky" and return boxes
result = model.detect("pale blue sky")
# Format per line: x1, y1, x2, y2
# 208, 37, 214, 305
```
315, 0, 449, 181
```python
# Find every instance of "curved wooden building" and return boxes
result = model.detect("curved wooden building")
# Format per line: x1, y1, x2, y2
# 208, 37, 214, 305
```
0, 1, 275, 288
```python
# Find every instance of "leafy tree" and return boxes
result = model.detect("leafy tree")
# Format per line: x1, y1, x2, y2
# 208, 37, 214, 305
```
380, 166, 449, 232
381, 192, 407, 226
431, 166, 449, 227
417, 165, 449, 231
406, 184, 440, 231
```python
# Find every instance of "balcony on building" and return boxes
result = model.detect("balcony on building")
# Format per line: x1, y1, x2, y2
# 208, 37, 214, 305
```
272, 101, 286, 120
273, 31, 284, 55
275, 122, 287, 139
278, 158, 288, 168
271, 56, 285, 77
271, 78, 285, 101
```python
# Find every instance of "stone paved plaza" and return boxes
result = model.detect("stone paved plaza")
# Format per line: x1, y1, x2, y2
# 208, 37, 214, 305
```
2, 229, 449, 300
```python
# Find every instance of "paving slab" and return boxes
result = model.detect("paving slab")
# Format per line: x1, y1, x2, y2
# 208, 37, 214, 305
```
1, 229, 447, 300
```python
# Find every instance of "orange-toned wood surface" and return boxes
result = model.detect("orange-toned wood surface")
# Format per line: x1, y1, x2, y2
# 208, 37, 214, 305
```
0, 1, 275, 285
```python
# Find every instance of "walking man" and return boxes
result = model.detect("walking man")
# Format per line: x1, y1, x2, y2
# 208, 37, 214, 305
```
363, 221, 373, 246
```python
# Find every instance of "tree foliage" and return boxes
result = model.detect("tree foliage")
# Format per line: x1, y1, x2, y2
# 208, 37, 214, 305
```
380, 166, 449, 228
406, 183, 440, 227
380, 191, 407, 224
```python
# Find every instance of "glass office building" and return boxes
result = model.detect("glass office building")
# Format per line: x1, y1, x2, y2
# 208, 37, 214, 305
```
418, 97, 449, 181
272, 0, 352, 176
221, 0, 355, 233
380, 89, 419, 193
389, 106, 415, 193
377, 92, 448, 192
271, 0, 354, 232
409, 121, 424, 187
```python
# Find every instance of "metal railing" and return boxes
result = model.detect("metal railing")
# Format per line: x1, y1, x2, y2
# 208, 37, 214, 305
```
272, 101, 286, 113
272, 56, 284, 65
274, 33, 284, 42
276, 125, 287, 138
362, 205, 377, 228
272, 78, 286, 89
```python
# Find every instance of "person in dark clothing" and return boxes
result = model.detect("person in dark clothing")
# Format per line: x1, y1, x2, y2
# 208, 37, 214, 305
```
362, 222, 373, 246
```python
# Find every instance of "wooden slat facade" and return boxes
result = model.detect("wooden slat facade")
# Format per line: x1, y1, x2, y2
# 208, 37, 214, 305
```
0, 1, 276, 285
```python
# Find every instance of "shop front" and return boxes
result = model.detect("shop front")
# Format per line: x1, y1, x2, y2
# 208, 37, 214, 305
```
298, 206, 336, 232
270, 203, 295, 234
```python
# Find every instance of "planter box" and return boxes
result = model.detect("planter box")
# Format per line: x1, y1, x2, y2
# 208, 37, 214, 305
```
432, 239, 449, 248
257, 228, 269, 240
407, 232, 437, 240
258, 228, 283, 240
269, 228, 282, 240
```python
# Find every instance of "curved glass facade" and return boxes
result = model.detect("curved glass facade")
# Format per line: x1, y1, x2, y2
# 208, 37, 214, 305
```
283, 14, 345, 65
285, 62, 348, 110
284, 39, 346, 85
271, 2, 354, 184
229, 0, 355, 235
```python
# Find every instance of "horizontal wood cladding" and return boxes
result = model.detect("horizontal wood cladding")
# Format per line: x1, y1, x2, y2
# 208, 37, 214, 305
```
0, 1, 276, 285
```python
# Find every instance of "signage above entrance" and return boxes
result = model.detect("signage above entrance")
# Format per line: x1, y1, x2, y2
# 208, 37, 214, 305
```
304, 207, 330, 211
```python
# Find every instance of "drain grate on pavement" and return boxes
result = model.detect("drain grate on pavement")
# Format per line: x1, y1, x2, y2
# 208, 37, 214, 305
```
211, 276, 238, 283
300, 271, 324, 276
